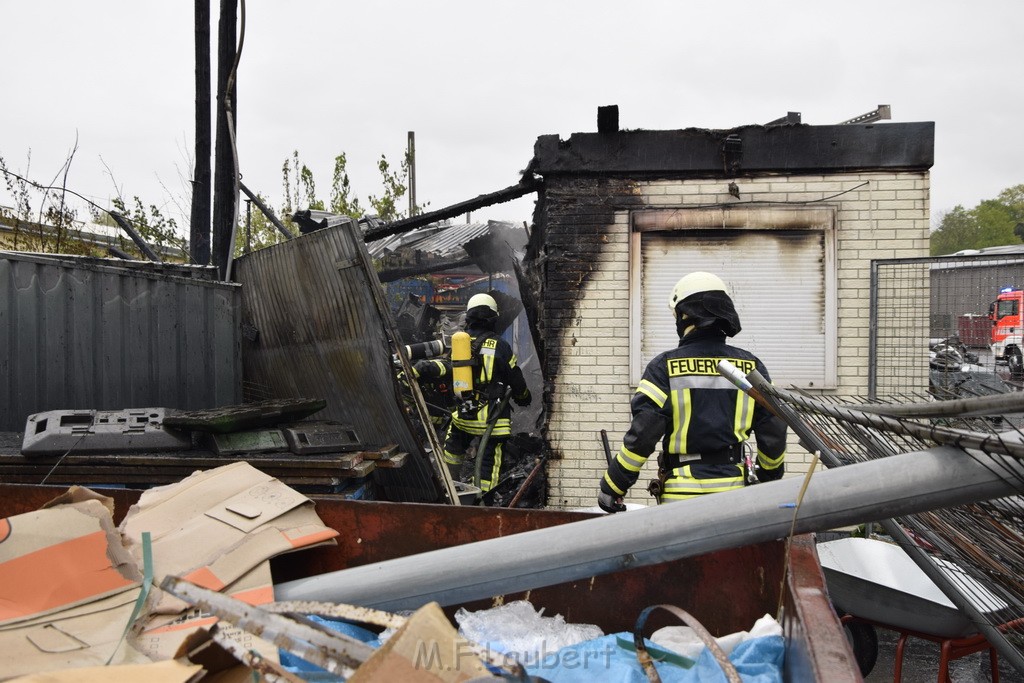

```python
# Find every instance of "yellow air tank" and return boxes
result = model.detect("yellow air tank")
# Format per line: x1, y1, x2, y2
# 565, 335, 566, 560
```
451, 331, 473, 398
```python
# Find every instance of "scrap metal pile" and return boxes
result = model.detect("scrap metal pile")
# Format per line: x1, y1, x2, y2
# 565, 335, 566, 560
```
754, 376, 1024, 674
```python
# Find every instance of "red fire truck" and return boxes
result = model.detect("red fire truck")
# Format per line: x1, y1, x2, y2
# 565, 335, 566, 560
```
990, 287, 1024, 376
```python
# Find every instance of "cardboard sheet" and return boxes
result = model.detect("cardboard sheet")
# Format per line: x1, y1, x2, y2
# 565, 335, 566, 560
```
0, 494, 149, 679
7, 659, 203, 683
0, 496, 140, 627
349, 602, 491, 682
0, 465, 339, 679
120, 463, 339, 663
120, 462, 337, 596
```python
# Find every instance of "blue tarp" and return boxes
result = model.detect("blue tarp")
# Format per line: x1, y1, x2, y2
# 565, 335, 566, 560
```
523, 633, 784, 683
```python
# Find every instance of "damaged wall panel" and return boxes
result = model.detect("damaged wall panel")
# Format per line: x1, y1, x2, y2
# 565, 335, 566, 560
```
233, 220, 454, 504
0, 253, 241, 431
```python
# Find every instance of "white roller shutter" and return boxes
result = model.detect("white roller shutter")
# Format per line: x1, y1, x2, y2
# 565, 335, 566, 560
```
637, 229, 833, 388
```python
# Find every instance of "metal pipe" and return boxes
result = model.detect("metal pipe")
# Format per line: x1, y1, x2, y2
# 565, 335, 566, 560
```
109, 211, 162, 262
163, 576, 372, 677
275, 445, 1024, 612
506, 453, 547, 509
749, 369, 1024, 460
239, 181, 295, 240
789, 386, 1024, 419
600, 429, 614, 467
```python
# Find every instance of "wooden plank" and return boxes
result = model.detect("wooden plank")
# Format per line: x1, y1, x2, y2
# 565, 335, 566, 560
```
358, 444, 400, 460
3, 452, 364, 469
0, 473, 360, 487
375, 453, 408, 469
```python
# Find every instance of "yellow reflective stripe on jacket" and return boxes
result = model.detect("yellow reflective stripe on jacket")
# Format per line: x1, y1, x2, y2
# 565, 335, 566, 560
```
732, 391, 754, 443
637, 379, 667, 407
603, 471, 626, 495
616, 446, 646, 473
666, 387, 692, 456
480, 441, 504, 492
663, 465, 745, 495
442, 449, 464, 465
452, 416, 512, 436
758, 448, 785, 469
478, 338, 497, 384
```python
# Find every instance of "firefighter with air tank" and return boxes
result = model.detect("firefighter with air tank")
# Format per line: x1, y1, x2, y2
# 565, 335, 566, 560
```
597, 272, 788, 512
411, 293, 532, 494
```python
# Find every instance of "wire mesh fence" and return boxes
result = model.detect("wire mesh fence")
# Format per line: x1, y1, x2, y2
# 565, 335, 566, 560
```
846, 256, 1024, 671
870, 254, 1024, 398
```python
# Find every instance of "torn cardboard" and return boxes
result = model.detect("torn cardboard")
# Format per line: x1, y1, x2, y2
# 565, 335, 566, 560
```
119, 461, 338, 613
0, 497, 141, 626
0, 492, 149, 678
119, 463, 339, 663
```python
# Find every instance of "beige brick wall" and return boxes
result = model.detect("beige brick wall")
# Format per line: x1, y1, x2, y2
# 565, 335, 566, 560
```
542, 171, 930, 509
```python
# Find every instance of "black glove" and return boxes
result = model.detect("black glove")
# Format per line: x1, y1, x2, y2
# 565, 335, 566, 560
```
513, 388, 532, 407
597, 491, 626, 514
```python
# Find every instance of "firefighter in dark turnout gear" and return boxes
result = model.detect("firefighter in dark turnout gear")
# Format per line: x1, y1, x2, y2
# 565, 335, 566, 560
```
412, 293, 531, 492
597, 272, 787, 513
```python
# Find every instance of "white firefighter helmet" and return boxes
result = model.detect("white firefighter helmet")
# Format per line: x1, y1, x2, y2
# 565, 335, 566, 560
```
668, 272, 729, 312
467, 293, 498, 313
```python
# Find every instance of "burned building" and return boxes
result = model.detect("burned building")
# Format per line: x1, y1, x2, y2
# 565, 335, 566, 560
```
523, 108, 934, 508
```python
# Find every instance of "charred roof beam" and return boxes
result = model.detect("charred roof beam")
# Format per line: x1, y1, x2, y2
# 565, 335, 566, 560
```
363, 177, 541, 243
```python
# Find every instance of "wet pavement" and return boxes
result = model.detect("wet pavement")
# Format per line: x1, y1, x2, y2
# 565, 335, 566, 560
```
865, 627, 1024, 682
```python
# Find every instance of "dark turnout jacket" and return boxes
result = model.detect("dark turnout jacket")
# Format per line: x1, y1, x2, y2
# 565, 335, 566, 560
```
601, 328, 787, 498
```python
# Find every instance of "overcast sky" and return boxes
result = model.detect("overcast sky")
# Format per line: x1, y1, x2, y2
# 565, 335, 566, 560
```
2, 1, 1021, 233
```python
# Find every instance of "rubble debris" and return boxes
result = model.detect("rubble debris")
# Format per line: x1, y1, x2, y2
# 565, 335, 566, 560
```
120, 462, 337, 614
347, 602, 493, 682
21, 407, 192, 457
161, 576, 373, 678
0, 464, 345, 679
163, 398, 327, 434
6, 399, 404, 491
208, 428, 289, 455
0, 446, 404, 489
281, 421, 362, 455
0, 478, 864, 679
234, 215, 458, 505
455, 600, 603, 662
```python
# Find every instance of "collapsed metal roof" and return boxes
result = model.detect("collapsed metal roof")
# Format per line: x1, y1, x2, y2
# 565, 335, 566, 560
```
367, 221, 492, 260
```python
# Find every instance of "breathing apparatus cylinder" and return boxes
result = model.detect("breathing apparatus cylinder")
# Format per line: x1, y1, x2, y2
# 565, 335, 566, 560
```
404, 339, 446, 361
451, 331, 474, 398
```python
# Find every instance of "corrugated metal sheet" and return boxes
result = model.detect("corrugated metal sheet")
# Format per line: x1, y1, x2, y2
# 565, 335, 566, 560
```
365, 222, 491, 261
234, 219, 455, 504
404, 222, 491, 259
0, 252, 241, 431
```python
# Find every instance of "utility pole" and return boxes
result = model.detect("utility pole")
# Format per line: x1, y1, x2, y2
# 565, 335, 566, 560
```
407, 131, 416, 217
211, 0, 237, 279
189, 0, 211, 265
244, 198, 252, 254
